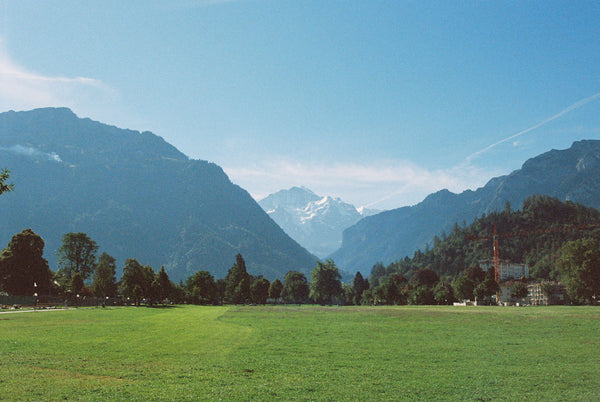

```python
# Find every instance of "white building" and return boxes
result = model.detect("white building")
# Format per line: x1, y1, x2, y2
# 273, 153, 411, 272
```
479, 259, 529, 281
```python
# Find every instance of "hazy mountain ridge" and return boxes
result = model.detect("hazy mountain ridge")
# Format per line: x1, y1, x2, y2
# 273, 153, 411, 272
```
259, 187, 379, 257
331, 140, 600, 274
0, 108, 317, 281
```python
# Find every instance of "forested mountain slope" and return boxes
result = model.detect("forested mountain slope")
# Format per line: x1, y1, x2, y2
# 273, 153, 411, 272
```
376, 195, 600, 283
0, 108, 317, 281
332, 140, 600, 273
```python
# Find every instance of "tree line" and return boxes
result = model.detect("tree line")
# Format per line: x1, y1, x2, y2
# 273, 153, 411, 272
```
1, 169, 599, 306
0, 228, 353, 306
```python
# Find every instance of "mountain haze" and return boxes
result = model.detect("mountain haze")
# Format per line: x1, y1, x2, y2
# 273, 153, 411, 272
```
259, 187, 379, 257
0, 108, 317, 281
331, 140, 600, 274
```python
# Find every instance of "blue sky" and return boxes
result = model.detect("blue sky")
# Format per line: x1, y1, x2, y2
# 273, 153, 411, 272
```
1, 1, 599, 209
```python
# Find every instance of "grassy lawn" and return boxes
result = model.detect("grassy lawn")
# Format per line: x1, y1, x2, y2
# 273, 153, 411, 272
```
1, 305, 599, 400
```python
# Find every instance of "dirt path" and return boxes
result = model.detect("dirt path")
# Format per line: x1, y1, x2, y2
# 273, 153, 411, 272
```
0, 308, 69, 314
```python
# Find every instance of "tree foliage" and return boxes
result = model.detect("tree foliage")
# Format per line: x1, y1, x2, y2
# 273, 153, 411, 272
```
511, 282, 529, 301
557, 238, 600, 305
250, 277, 270, 304
376, 273, 408, 305
268, 278, 283, 302
0, 168, 14, 195
57, 232, 99, 281
309, 260, 342, 305
433, 282, 455, 305
225, 254, 251, 304
352, 272, 369, 305
92, 252, 117, 298
185, 270, 217, 305
155, 266, 175, 304
120, 258, 155, 306
0, 229, 52, 295
281, 271, 309, 304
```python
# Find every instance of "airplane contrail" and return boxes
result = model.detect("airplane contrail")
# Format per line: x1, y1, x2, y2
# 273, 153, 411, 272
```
365, 91, 600, 209
465, 91, 600, 163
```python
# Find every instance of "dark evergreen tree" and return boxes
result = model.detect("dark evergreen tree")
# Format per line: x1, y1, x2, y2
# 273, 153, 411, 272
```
369, 262, 387, 287
155, 266, 174, 304
352, 271, 368, 305
225, 254, 251, 304
0, 168, 14, 195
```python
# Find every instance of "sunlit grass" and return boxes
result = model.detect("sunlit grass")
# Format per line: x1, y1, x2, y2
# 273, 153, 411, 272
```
1, 305, 599, 400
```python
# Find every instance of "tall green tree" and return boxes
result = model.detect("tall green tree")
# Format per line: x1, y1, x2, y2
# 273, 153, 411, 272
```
433, 282, 455, 305
120, 259, 155, 306
225, 254, 251, 304
281, 271, 310, 304
352, 272, 369, 305
453, 274, 475, 301
408, 286, 435, 305
185, 270, 217, 305
309, 260, 342, 305
0, 229, 52, 295
154, 266, 174, 304
215, 278, 226, 305
0, 168, 14, 195
92, 252, 117, 298
250, 277, 270, 304
410, 268, 439, 288
268, 278, 283, 302
377, 273, 408, 305
71, 272, 85, 295
473, 267, 500, 305
57, 232, 99, 282
557, 238, 600, 305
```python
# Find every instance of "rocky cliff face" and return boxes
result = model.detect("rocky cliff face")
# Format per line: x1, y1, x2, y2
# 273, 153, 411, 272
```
331, 140, 600, 274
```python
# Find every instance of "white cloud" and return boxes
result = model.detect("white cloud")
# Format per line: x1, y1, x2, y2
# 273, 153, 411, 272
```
0, 144, 62, 163
223, 158, 502, 210
0, 37, 117, 114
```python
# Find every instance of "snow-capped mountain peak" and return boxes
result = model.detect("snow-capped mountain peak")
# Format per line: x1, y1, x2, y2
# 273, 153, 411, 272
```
258, 187, 381, 258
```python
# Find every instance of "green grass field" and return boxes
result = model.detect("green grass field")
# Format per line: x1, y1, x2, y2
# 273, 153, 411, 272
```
1, 305, 599, 401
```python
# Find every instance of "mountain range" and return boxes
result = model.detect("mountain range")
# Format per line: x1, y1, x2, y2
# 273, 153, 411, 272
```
331, 140, 600, 274
0, 108, 317, 282
258, 187, 379, 257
